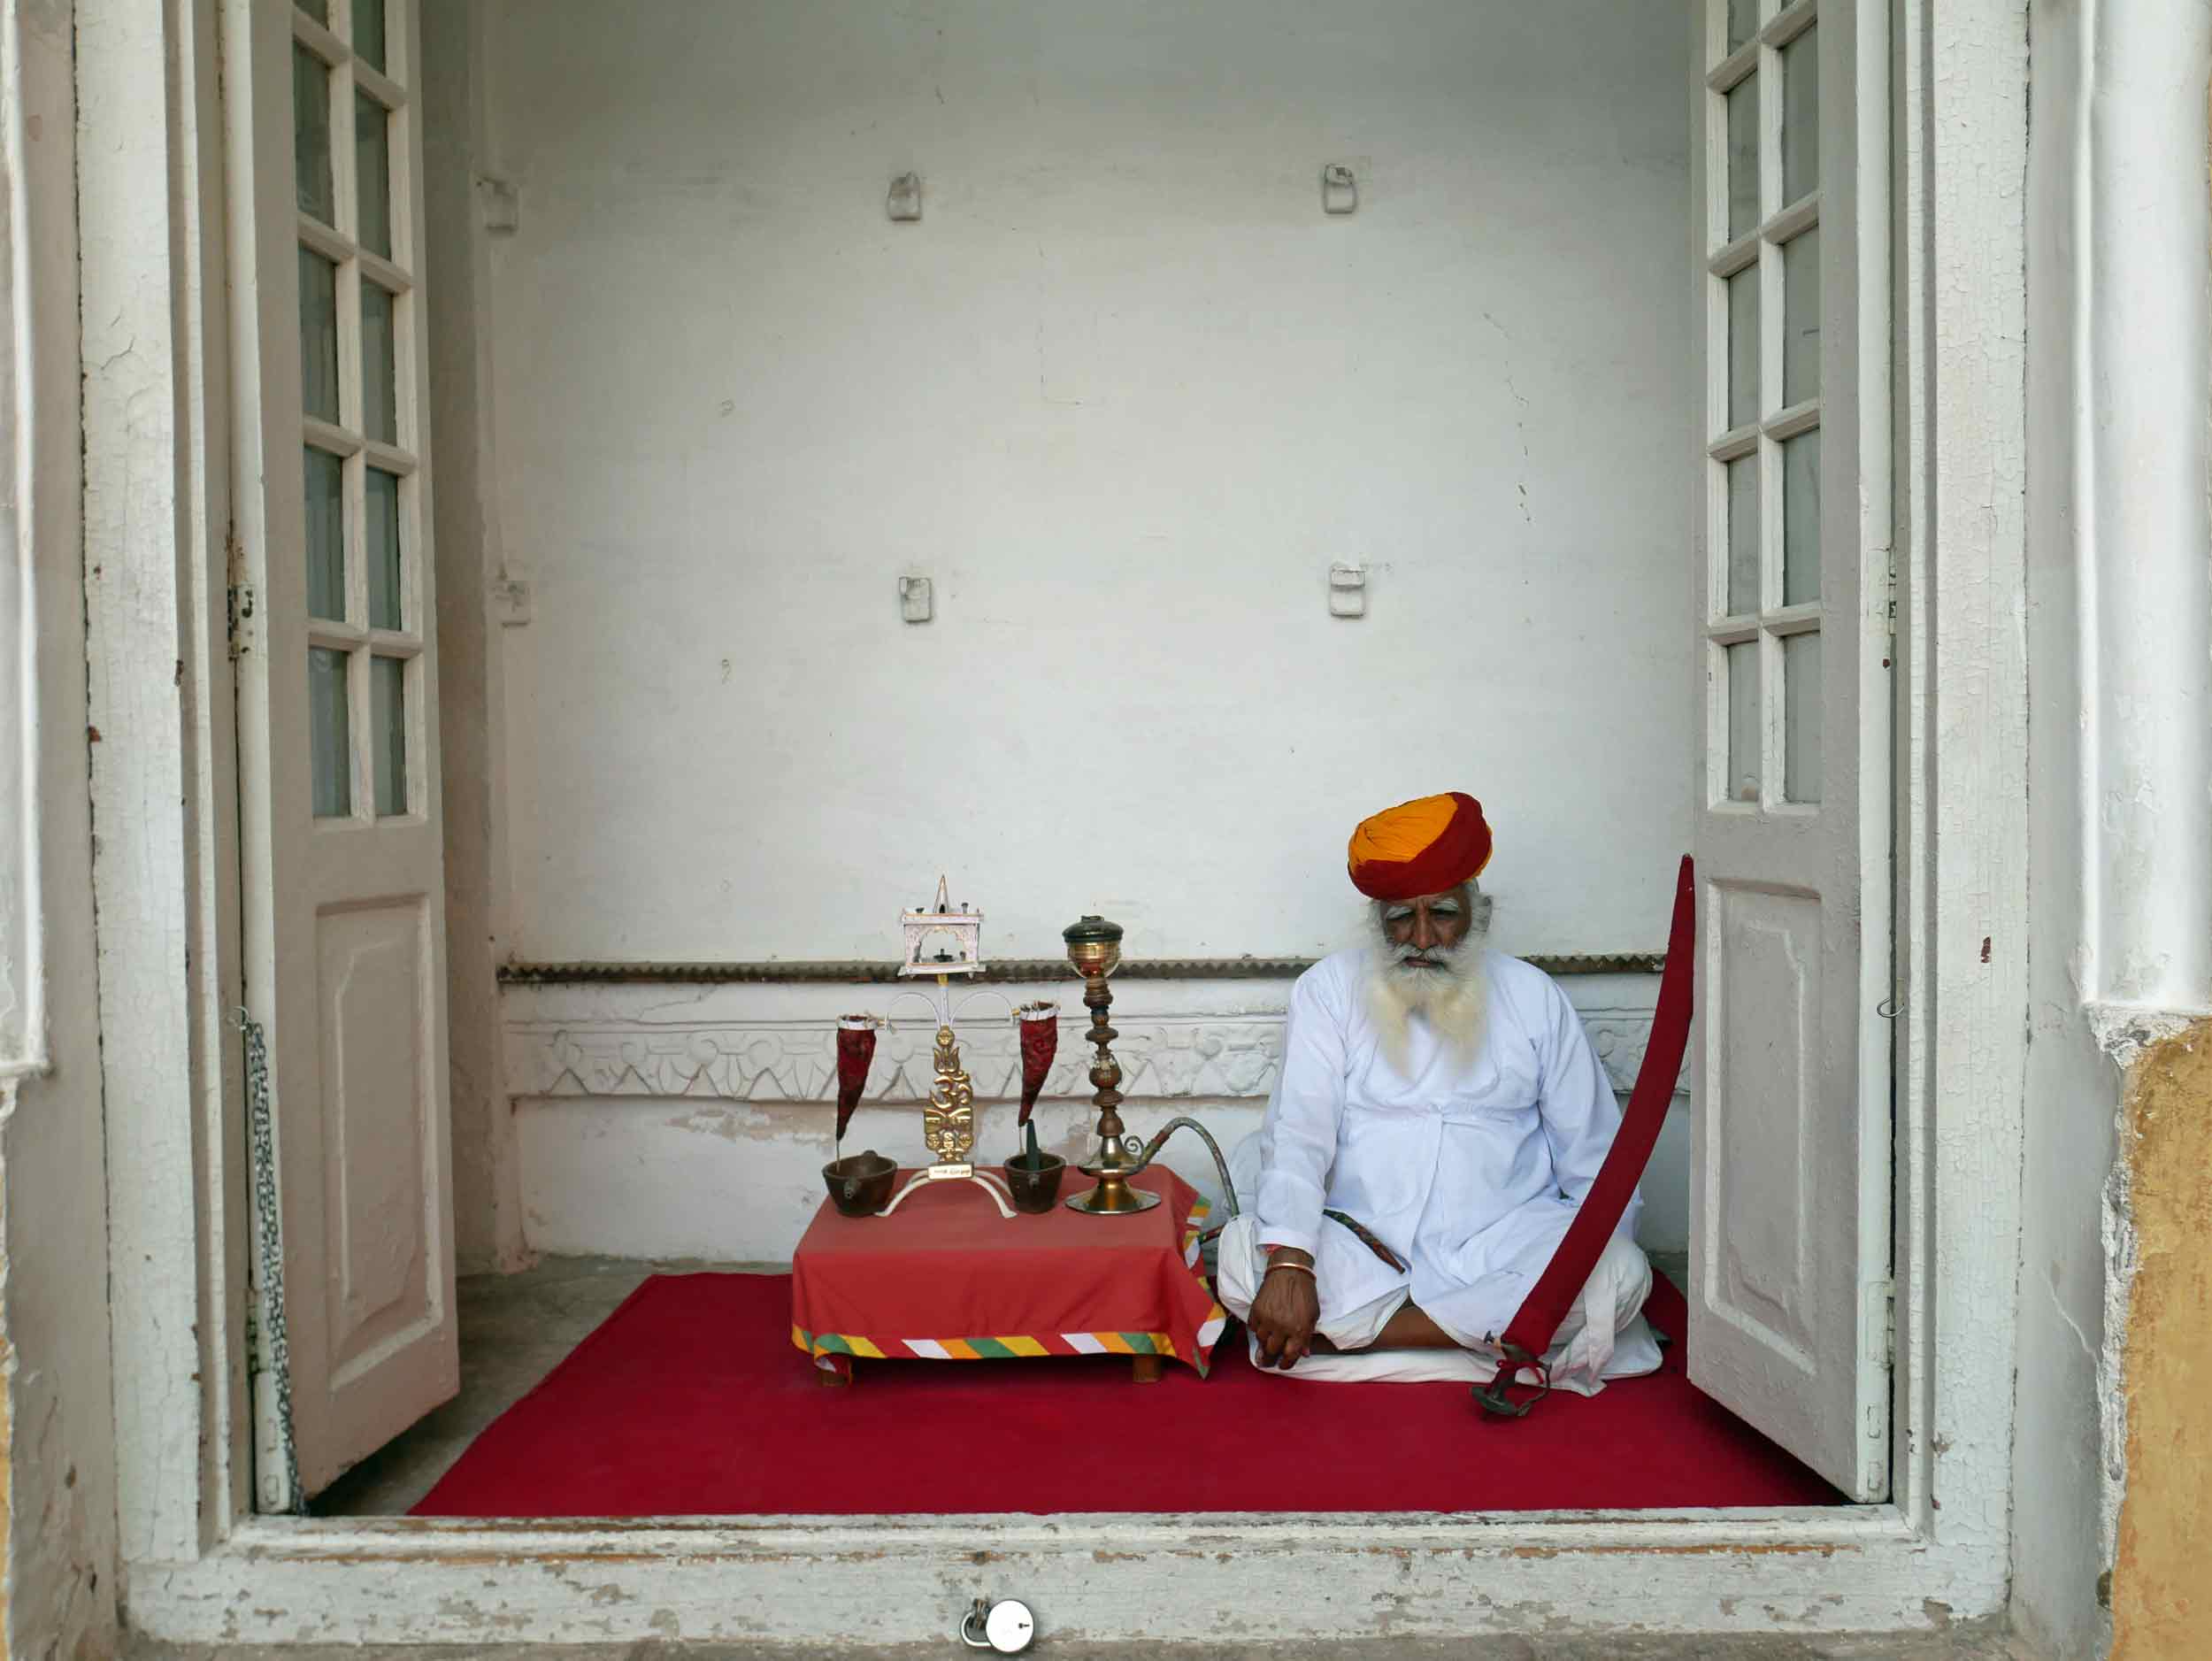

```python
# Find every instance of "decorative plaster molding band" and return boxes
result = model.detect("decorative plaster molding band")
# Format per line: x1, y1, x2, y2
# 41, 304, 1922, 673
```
497, 952, 1666, 985
503, 1000, 1674, 1103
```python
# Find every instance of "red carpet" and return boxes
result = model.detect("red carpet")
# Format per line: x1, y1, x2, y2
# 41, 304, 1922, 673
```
411, 1271, 1839, 1516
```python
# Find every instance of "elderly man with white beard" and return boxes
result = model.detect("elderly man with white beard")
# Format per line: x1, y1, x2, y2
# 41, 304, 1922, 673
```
1215, 793, 1661, 1393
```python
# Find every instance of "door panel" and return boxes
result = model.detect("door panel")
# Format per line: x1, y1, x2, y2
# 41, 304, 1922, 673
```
227, 0, 456, 1504
1707, 884, 1819, 1367
1687, 0, 1891, 1502
317, 900, 437, 1387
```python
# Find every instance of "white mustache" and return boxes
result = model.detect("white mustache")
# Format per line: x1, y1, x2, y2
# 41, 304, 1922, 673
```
1388, 940, 1468, 973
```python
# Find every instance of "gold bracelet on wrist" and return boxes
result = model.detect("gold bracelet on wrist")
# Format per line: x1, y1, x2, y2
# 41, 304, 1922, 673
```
1265, 1259, 1317, 1279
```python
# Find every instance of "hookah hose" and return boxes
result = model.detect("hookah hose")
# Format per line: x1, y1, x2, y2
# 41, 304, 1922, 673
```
1130, 1117, 1240, 1226
1472, 854, 1695, 1419
1125, 1125, 1399, 1267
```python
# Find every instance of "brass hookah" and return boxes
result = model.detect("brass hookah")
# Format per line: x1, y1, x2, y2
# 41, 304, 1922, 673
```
1060, 914, 1239, 1219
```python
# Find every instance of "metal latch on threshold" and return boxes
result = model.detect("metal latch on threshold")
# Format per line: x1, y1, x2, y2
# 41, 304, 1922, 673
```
959, 1597, 1036, 1653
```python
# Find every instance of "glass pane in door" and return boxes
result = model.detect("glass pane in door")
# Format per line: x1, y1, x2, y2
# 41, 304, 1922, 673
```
1724, 641, 1759, 804
1726, 0, 1759, 51
1783, 227, 1821, 404
1725, 455, 1759, 614
1725, 74, 1760, 240
366, 467, 403, 629
356, 95, 393, 258
293, 45, 334, 222
362, 283, 398, 444
353, 0, 388, 73
1727, 266, 1760, 428
298, 249, 341, 423
1781, 27, 1818, 205
310, 647, 353, 818
1783, 431, 1821, 604
372, 656, 407, 816
304, 447, 346, 619
1784, 632, 1823, 802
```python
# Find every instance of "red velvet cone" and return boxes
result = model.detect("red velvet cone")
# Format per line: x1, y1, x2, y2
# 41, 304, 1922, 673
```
833, 1017, 879, 1143
1015, 1002, 1059, 1127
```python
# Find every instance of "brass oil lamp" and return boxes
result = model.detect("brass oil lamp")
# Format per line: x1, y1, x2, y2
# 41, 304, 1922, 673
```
1061, 914, 1162, 1215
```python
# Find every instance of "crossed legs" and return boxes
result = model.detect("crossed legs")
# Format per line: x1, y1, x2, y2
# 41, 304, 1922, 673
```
1213, 1213, 1657, 1391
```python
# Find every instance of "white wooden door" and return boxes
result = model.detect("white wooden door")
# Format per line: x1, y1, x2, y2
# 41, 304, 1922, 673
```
1688, 0, 1891, 1502
228, 0, 457, 1506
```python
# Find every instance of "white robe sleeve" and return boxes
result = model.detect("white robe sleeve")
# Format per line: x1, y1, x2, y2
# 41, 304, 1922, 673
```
1532, 977, 1642, 1245
1253, 966, 1348, 1258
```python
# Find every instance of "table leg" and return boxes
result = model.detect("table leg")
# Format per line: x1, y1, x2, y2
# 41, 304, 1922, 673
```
1132, 1354, 1164, 1385
816, 1355, 853, 1388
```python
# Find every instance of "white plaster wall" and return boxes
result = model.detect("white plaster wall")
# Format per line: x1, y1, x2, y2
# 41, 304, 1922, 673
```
480, 0, 1694, 966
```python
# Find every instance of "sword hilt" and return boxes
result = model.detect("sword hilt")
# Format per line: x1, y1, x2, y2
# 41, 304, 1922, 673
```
1471, 1342, 1548, 1419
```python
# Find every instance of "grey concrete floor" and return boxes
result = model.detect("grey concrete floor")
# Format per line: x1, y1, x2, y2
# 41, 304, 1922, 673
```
318, 1250, 1700, 1516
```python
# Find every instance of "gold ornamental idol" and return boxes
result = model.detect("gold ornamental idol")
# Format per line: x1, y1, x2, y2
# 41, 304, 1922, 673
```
920, 1026, 978, 1171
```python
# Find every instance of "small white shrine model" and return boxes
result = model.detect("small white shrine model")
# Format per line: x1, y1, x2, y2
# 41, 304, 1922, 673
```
900, 875, 982, 978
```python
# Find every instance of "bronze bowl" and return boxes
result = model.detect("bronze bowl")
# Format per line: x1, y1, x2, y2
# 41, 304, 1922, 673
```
821, 1150, 897, 1218
1001, 1151, 1067, 1214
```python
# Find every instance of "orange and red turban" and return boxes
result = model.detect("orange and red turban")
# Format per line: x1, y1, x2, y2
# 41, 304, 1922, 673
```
1347, 792, 1494, 902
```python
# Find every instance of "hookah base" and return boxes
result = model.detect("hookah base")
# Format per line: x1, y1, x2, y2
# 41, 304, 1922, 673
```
1064, 1170, 1163, 1215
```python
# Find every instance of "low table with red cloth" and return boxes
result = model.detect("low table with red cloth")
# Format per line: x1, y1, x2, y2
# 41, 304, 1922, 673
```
791, 1166, 1227, 1383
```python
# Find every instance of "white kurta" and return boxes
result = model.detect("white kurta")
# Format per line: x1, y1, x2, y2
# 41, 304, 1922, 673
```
1250, 945, 1652, 1361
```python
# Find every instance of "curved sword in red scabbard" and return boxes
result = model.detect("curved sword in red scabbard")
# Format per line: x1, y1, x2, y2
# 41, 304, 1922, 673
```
1472, 854, 1695, 1419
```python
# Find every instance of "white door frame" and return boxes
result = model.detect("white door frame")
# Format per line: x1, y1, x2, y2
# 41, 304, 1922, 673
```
89, 0, 2032, 1643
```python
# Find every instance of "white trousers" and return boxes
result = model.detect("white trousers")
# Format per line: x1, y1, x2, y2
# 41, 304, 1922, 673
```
1214, 1211, 1661, 1392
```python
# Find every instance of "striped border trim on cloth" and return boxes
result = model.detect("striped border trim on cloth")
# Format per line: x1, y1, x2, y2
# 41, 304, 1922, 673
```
1186, 1196, 1230, 1363
792, 1325, 1181, 1361
792, 1193, 1232, 1375
1182, 1195, 1210, 1266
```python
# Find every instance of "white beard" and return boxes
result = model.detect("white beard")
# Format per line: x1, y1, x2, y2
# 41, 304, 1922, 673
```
1362, 932, 1490, 1079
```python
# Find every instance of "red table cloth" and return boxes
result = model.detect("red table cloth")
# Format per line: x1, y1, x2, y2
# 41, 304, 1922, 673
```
791, 1167, 1228, 1377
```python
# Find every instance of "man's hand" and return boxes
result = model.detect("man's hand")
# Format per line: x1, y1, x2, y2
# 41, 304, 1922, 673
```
1248, 1251, 1321, 1369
